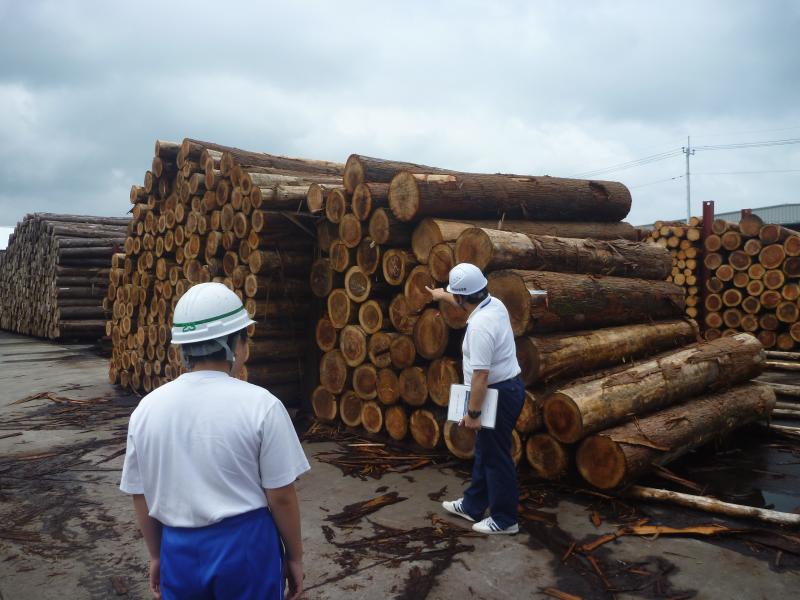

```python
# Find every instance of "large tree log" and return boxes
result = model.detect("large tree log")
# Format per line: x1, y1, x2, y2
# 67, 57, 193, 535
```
576, 383, 775, 489
388, 294, 420, 335
315, 317, 338, 352
311, 386, 338, 422
399, 366, 429, 406
352, 182, 390, 220
339, 390, 363, 427
516, 390, 544, 433
358, 299, 388, 334
376, 368, 401, 405
367, 331, 399, 369
411, 218, 639, 264
389, 171, 632, 223
515, 319, 699, 385
382, 249, 419, 286
409, 408, 444, 449
390, 335, 417, 369
488, 270, 685, 336
319, 349, 350, 394
368, 208, 414, 246
455, 228, 671, 279
428, 242, 455, 283
385, 404, 409, 441
361, 401, 384, 434
356, 237, 381, 275
543, 333, 765, 443
353, 363, 378, 400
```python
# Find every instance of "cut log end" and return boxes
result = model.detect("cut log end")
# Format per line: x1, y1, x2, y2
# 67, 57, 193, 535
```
388, 171, 420, 222
526, 434, 570, 480
444, 421, 476, 459
576, 435, 626, 489
543, 393, 583, 443
410, 409, 441, 449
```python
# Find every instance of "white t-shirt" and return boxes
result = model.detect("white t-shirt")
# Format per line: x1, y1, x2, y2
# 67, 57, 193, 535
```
462, 295, 521, 386
119, 370, 310, 528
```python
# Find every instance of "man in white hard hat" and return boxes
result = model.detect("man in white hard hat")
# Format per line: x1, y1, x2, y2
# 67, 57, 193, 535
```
120, 282, 310, 599
427, 263, 524, 535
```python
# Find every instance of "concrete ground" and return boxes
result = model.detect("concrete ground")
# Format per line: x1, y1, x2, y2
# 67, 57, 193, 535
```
1, 330, 799, 600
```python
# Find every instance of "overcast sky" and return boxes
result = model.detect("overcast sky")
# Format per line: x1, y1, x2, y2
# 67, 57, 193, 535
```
0, 0, 798, 245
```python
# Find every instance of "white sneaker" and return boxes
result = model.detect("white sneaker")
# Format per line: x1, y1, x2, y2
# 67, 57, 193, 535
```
472, 517, 519, 535
442, 498, 475, 522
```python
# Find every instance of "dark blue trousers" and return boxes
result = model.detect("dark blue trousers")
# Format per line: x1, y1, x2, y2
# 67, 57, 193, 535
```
461, 375, 525, 528
160, 508, 283, 600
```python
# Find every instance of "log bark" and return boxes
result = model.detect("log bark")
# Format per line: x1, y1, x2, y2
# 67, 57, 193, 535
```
488, 270, 685, 336
516, 390, 545, 433
576, 383, 775, 489
515, 319, 698, 385
411, 218, 638, 264
455, 228, 671, 279
389, 171, 632, 222
544, 333, 765, 443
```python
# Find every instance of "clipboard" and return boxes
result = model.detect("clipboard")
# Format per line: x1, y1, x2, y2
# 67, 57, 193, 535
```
447, 384, 498, 429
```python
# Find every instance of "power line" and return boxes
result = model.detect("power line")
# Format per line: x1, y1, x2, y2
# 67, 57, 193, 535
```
629, 175, 684, 189
570, 149, 682, 178
694, 137, 800, 151
692, 124, 800, 139
693, 169, 800, 175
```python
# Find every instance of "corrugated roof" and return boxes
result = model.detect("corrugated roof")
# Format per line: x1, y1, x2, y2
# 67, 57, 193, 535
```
714, 203, 800, 225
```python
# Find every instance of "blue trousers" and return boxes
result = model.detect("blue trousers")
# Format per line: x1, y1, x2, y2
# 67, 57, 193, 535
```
160, 508, 283, 600
461, 375, 525, 528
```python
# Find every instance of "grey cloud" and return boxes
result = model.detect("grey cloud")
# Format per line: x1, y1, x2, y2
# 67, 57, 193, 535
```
0, 0, 798, 229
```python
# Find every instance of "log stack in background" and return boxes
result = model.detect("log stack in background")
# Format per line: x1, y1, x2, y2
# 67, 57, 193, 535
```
701, 215, 800, 350
0, 213, 128, 340
645, 217, 703, 319
106, 138, 343, 402
308, 154, 772, 489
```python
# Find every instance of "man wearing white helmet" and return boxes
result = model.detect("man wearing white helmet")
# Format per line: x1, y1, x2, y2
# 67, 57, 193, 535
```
427, 263, 524, 535
120, 282, 310, 599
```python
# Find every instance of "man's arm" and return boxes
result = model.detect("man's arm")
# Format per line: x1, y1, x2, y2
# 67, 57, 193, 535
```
133, 495, 162, 599
462, 369, 489, 430
266, 483, 304, 600
425, 286, 460, 308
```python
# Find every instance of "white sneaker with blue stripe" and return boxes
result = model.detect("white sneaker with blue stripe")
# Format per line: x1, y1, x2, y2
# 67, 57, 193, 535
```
441, 498, 475, 522
472, 517, 519, 535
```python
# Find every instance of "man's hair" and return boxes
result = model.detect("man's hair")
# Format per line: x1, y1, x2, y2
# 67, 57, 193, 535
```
182, 329, 246, 369
460, 286, 489, 305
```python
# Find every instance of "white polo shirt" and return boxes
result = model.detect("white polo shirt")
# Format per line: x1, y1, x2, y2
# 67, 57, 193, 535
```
462, 295, 521, 386
120, 370, 310, 528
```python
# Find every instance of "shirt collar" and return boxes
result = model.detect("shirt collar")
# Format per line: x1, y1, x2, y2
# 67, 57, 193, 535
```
466, 294, 492, 324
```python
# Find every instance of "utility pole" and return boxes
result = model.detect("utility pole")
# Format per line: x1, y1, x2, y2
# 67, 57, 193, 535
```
682, 136, 695, 223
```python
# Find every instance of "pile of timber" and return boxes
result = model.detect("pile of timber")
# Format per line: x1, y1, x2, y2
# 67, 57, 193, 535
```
107, 138, 342, 402
308, 154, 767, 487
702, 215, 800, 349
645, 217, 703, 319
0, 213, 128, 340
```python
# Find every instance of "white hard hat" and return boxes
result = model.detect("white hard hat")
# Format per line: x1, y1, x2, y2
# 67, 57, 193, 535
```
446, 263, 488, 296
171, 282, 255, 345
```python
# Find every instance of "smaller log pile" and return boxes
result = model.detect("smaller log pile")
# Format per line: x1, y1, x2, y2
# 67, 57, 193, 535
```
645, 217, 703, 319
702, 215, 800, 350
107, 138, 342, 400
0, 213, 128, 340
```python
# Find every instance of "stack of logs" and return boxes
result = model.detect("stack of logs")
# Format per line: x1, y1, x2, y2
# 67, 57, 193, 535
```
702, 214, 800, 349
0, 213, 128, 340
106, 138, 343, 402
646, 217, 703, 319
307, 154, 775, 488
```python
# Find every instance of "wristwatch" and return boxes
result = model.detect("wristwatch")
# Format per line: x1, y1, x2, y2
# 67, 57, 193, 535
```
467, 409, 482, 419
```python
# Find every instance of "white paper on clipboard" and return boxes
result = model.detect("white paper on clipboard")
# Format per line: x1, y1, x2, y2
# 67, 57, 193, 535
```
447, 384, 498, 429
